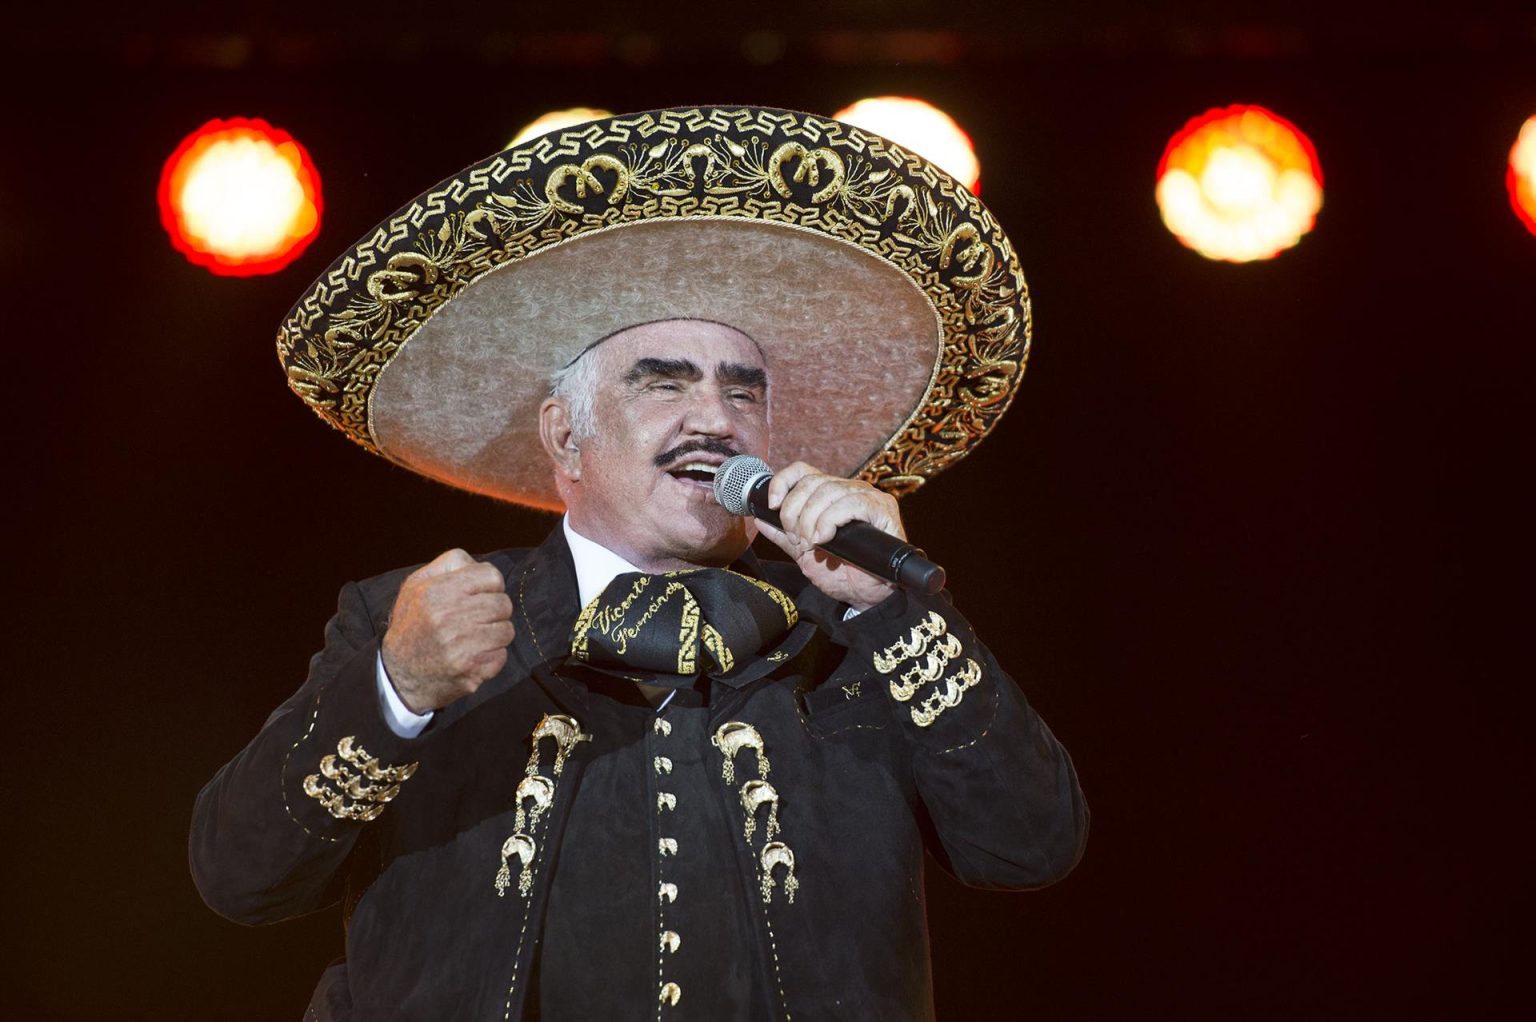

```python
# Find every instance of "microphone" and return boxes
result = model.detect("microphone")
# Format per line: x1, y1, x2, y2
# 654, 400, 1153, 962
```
713, 456, 946, 595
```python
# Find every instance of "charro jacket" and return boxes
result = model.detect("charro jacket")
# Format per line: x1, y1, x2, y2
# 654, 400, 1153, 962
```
190, 528, 1088, 1020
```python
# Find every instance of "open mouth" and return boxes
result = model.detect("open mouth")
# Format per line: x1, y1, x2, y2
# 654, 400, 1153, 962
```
667, 461, 720, 486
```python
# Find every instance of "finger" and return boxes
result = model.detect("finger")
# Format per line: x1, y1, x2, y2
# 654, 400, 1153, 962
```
794, 481, 865, 546
766, 461, 821, 511
451, 561, 507, 595
468, 646, 509, 683
475, 619, 517, 650
806, 490, 906, 546
461, 591, 514, 624
416, 547, 475, 579
777, 470, 835, 540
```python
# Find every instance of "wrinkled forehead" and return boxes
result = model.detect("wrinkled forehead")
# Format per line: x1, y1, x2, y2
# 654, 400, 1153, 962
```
588, 319, 769, 381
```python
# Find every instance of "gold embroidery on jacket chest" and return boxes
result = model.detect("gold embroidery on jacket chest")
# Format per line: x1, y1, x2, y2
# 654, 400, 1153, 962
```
495, 714, 589, 898
713, 721, 800, 905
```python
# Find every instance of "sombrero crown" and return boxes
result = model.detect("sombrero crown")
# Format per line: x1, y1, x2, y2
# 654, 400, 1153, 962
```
277, 106, 1031, 509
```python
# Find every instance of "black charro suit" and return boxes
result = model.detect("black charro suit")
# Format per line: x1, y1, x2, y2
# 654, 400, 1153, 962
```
191, 527, 1088, 1020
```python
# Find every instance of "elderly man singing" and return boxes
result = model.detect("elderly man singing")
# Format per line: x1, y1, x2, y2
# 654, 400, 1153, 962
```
192, 107, 1087, 1021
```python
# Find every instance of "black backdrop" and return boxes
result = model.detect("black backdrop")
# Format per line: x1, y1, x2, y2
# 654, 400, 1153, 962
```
6, 2, 1531, 1018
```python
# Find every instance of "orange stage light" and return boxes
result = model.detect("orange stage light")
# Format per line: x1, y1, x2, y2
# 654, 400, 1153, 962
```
1508, 115, 1536, 237
1156, 104, 1323, 263
507, 108, 614, 148
833, 97, 980, 192
158, 117, 322, 277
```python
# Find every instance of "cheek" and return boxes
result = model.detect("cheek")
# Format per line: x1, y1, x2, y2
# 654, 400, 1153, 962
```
740, 411, 771, 450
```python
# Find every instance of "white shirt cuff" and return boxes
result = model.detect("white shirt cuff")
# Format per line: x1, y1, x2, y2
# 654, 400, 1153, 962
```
842, 605, 863, 621
376, 650, 434, 738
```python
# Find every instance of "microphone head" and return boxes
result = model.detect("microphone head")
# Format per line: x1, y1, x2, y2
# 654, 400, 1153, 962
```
713, 455, 772, 516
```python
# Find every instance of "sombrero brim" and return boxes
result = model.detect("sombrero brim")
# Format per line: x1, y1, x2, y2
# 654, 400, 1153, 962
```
278, 106, 1031, 508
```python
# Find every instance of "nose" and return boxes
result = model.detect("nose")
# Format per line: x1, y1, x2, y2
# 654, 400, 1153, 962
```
681, 386, 734, 438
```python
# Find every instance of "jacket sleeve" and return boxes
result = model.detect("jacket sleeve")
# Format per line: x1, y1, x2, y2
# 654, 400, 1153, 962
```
833, 589, 1089, 890
189, 578, 428, 925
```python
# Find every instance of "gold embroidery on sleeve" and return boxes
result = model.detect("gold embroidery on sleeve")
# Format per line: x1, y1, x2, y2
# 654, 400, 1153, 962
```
872, 611, 984, 725
909, 658, 983, 728
302, 736, 418, 822
872, 611, 947, 674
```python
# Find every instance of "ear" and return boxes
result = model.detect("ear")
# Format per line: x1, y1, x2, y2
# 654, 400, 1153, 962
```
538, 397, 582, 482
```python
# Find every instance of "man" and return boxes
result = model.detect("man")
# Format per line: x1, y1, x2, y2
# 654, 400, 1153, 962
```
385, 320, 906, 718
194, 106, 1087, 1020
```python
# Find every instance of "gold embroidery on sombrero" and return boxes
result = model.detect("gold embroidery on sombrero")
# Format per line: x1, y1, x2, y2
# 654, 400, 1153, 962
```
276, 107, 1029, 501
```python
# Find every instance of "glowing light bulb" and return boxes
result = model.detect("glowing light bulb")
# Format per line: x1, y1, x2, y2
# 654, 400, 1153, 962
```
1200, 146, 1277, 215
833, 96, 980, 191
1155, 104, 1323, 263
507, 108, 614, 148
1508, 115, 1536, 237
158, 117, 322, 276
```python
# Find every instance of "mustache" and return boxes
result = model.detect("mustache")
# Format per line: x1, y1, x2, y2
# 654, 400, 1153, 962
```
654, 438, 742, 469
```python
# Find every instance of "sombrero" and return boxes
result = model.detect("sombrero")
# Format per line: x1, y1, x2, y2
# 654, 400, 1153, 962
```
277, 106, 1031, 510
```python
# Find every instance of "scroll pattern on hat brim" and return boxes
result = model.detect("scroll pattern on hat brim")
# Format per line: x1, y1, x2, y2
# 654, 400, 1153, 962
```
277, 106, 1031, 509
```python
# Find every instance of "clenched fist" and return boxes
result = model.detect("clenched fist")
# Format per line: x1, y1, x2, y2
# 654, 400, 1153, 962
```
381, 549, 515, 714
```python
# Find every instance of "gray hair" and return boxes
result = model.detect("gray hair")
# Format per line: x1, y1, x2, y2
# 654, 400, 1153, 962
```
548, 345, 602, 440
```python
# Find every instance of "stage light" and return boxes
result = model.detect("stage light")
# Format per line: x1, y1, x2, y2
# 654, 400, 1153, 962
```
158, 117, 322, 277
1156, 104, 1323, 263
832, 97, 980, 192
507, 108, 614, 148
1508, 115, 1536, 237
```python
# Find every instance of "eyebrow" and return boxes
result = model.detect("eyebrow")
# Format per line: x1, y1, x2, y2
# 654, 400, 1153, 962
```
623, 358, 702, 384
621, 358, 768, 390
717, 362, 768, 390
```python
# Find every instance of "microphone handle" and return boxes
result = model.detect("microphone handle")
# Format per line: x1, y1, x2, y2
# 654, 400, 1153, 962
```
745, 477, 947, 595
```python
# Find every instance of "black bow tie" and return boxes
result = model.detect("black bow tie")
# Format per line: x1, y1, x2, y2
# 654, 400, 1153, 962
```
569, 568, 808, 691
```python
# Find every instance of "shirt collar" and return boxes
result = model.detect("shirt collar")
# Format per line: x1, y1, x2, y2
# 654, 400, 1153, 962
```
562, 514, 645, 608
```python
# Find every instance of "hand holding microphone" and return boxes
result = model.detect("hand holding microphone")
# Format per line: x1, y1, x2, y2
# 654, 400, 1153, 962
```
713, 456, 946, 603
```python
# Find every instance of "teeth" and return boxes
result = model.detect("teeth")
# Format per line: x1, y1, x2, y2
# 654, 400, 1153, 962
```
674, 463, 718, 475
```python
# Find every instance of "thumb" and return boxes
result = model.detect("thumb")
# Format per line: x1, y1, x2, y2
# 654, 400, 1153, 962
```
416, 547, 475, 579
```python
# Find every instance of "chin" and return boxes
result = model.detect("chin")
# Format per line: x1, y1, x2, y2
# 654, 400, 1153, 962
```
661, 514, 750, 568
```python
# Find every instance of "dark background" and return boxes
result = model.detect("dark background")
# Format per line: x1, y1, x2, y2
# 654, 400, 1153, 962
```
6, 1, 1531, 1018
